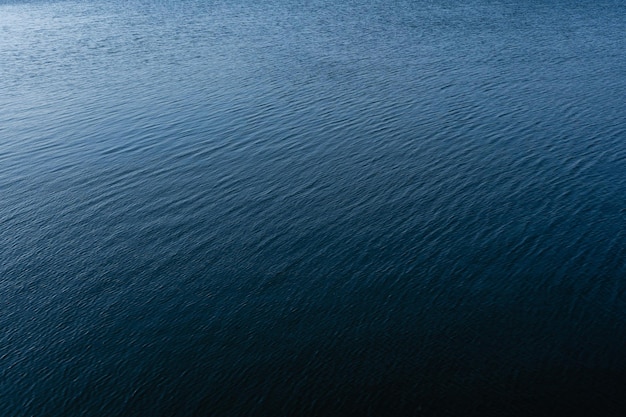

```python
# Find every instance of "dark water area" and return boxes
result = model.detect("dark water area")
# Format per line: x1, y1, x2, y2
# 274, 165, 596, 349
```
1, 0, 626, 415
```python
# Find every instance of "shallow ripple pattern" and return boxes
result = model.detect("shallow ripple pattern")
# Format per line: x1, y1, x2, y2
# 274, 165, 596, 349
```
1, 0, 626, 415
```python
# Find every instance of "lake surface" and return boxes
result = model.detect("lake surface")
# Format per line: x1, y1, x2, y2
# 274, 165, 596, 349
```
1, 0, 626, 415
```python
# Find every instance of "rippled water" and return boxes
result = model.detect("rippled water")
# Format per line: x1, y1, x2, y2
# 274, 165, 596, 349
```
1, 0, 626, 415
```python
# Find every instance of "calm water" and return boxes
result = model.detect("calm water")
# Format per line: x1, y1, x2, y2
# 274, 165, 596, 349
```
1, 0, 626, 415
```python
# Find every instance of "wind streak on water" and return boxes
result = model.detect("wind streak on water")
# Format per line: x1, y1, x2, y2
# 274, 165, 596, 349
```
1, 0, 626, 415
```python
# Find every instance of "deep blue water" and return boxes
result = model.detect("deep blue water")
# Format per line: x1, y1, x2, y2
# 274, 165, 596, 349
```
1, 0, 626, 415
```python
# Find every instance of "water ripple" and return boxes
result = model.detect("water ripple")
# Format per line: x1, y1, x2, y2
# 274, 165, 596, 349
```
2, 0, 626, 415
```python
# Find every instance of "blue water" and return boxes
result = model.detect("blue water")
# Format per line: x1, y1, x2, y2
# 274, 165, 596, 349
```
1, 0, 626, 415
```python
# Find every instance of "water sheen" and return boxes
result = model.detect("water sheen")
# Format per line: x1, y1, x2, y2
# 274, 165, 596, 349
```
1, 0, 625, 415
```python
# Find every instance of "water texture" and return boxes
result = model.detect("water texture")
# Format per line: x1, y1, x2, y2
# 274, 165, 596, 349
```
1, 0, 626, 415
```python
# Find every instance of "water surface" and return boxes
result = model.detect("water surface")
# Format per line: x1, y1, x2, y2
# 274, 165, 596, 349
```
1, 0, 626, 415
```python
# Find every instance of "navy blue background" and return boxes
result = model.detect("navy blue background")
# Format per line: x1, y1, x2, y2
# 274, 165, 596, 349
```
1, 0, 625, 415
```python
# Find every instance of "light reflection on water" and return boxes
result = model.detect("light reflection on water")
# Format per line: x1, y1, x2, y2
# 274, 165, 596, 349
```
1, 0, 625, 415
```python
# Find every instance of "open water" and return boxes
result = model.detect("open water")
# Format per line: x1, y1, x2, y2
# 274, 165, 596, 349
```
1, 0, 626, 415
